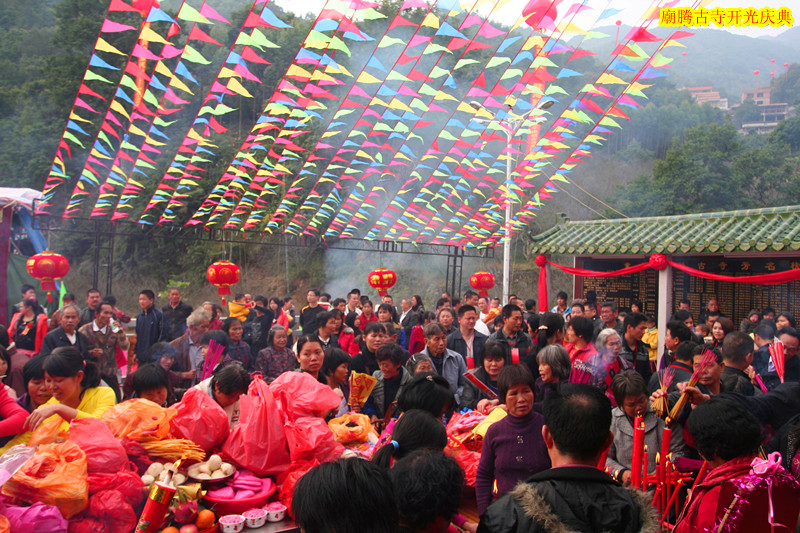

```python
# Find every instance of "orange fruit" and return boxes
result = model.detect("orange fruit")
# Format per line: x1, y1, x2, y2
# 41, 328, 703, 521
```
162, 528, 180, 533
195, 509, 216, 530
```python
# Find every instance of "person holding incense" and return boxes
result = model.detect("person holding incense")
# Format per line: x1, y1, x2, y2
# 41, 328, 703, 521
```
606, 371, 685, 484
674, 398, 800, 533
720, 332, 757, 395
475, 364, 550, 515
460, 341, 505, 413
585, 328, 633, 407
195, 363, 250, 428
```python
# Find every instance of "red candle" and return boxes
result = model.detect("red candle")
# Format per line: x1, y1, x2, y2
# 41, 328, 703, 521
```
642, 445, 648, 491
630, 416, 644, 489
660, 419, 672, 485
136, 482, 176, 533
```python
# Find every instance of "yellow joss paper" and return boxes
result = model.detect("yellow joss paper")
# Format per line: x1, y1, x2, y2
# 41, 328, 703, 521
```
348, 372, 377, 407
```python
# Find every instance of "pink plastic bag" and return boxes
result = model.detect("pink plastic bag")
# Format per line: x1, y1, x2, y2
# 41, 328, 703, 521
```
285, 416, 344, 463
269, 372, 342, 419
222, 375, 290, 477
170, 387, 230, 452
0, 500, 68, 533
69, 419, 127, 474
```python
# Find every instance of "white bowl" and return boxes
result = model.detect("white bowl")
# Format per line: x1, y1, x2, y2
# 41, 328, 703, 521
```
243, 508, 267, 528
265, 502, 286, 523
219, 514, 245, 533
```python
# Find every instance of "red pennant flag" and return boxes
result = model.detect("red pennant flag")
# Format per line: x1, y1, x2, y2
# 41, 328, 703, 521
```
189, 26, 222, 46
474, 72, 486, 89
568, 48, 596, 61
78, 83, 106, 100
124, 61, 151, 81
624, 27, 660, 42
108, 0, 139, 12
241, 46, 270, 64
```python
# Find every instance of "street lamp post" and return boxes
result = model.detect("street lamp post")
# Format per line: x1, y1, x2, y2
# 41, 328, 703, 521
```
469, 101, 552, 304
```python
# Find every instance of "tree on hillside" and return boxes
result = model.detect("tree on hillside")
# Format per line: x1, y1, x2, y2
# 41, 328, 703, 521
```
732, 98, 762, 127
770, 63, 800, 107
611, 123, 743, 216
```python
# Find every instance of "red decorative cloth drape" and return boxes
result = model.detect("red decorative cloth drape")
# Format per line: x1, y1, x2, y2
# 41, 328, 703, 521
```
535, 253, 800, 313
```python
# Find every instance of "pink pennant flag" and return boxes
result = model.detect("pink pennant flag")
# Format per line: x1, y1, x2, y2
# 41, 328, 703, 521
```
132, 43, 161, 60
199, 3, 231, 25
160, 44, 183, 58
74, 97, 99, 113
476, 23, 505, 39
101, 20, 138, 33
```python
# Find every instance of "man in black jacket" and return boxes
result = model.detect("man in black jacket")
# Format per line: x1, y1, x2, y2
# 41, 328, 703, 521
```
447, 305, 487, 366
478, 384, 656, 533
619, 312, 652, 382
39, 304, 89, 358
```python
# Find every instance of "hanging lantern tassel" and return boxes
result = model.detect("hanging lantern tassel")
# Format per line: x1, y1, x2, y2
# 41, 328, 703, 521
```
207, 260, 241, 307
367, 268, 397, 297
26, 251, 70, 304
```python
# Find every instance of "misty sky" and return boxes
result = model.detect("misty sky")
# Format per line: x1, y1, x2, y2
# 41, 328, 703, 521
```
273, 0, 798, 38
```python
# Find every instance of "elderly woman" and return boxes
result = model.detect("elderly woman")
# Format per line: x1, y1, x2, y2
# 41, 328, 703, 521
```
585, 328, 633, 407
534, 344, 571, 407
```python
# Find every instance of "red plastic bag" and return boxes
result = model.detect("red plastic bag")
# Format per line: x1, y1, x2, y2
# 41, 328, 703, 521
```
87, 489, 136, 533
101, 399, 176, 442
277, 460, 319, 516
270, 371, 342, 419
222, 374, 290, 477
2, 441, 88, 519
67, 517, 103, 533
170, 387, 230, 452
286, 416, 344, 463
120, 439, 152, 476
445, 445, 481, 489
87, 463, 144, 507
69, 418, 127, 474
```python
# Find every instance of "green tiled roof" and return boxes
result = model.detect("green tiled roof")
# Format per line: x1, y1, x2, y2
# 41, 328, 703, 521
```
530, 206, 800, 255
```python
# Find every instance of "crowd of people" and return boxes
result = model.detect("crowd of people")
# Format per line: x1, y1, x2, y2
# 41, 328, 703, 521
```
2, 281, 800, 532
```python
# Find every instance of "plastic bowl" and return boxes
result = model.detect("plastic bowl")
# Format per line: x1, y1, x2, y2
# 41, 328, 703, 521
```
203, 478, 276, 516
243, 508, 267, 528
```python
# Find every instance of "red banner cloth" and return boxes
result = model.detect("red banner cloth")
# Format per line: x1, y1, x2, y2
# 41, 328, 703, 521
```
535, 253, 800, 312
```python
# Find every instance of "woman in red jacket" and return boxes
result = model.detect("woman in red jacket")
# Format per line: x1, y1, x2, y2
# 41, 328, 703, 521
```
675, 398, 800, 533
7, 299, 49, 396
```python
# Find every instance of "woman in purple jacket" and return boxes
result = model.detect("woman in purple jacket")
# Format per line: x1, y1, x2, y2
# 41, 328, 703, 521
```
475, 364, 551, 515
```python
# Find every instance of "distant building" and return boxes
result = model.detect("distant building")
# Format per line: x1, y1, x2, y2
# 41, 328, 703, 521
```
741, 87, 770, 105
740, 102, 793, 135
684, 86, 728, 110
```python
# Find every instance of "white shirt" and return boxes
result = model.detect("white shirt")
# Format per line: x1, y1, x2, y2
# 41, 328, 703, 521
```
92, 320, 108, 334
474, 319, 490, 336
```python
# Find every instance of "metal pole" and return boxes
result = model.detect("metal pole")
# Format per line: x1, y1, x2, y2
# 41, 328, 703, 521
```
502, 127, 513, 304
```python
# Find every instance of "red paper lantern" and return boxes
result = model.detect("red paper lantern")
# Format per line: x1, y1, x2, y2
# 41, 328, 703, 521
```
469, 271, 495, 297
207, 260, 240, 305
26, 251, 70, 302
368, 268, 397, 297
